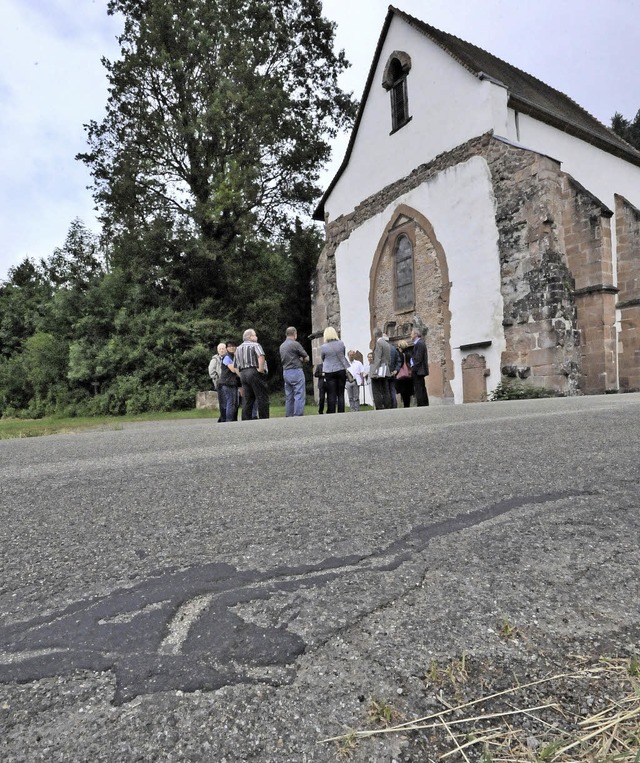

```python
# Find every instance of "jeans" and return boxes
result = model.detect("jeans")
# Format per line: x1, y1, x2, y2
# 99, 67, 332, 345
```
283, 368, 306, 416
346, 379, 360, 411
217, 384, 238, 422
240, 367, 270, 419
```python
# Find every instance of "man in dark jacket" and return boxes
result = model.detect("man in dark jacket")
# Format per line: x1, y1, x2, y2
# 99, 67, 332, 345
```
410, 327, 429, 407
388, 339, 403, 409
371, 327, 392, 409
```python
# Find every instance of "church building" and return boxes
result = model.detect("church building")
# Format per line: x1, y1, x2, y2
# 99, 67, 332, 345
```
312, 5, 640, 403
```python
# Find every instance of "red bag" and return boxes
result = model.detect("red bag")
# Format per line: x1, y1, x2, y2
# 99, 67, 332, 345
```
396, 361, 410, 380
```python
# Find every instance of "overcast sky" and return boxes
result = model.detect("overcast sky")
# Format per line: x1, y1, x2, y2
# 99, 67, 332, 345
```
1, 0, 639, 282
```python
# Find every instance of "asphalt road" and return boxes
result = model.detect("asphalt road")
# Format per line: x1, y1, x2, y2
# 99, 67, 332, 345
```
1, 394, 639, 761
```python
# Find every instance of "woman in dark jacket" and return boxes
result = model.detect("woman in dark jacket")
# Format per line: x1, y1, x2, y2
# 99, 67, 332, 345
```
395, 339, 414, 408
320, 326, 349, 413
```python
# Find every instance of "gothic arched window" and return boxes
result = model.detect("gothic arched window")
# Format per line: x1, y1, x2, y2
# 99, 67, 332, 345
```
382, 52, 412, 133
394, 233, 414, 311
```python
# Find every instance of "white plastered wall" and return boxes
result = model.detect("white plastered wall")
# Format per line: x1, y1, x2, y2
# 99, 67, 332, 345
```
336, 156, 505, 404
325, 17, 508, 222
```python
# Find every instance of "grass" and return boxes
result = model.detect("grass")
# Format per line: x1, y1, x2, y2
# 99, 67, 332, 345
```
367, 698, 403, 727
497, 616, 520, 641
425, 653, 470, 699
323, 656, 640, 762
0, 404, 326, 440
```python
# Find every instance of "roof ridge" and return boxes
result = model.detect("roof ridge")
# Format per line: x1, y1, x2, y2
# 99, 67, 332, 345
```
314, 5, 640, 220
391, 5, 639, 158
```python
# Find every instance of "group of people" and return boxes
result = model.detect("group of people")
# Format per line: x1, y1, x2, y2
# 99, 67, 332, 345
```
208, 328, 270, 422
208, 326, 309, 422
208, 324, 429, 421
315, 325, 429, 414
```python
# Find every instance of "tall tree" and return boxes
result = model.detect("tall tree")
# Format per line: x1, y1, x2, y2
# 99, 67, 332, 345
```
611, 110, 640, 151
42, 219, 104, 291
0, 260, 52, 358
79, 0, 355, 256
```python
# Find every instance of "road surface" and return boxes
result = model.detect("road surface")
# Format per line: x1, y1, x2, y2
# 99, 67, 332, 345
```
1, 394, 639, 760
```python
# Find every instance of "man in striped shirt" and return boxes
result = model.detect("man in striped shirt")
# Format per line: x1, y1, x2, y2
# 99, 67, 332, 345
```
234, 328, 270, 420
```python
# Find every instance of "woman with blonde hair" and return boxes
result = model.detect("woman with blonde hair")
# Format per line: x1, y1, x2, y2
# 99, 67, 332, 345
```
320, 326, 349, 413
395, 339, 414, 408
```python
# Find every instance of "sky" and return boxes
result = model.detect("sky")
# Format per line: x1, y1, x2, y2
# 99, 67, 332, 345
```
1, 0, 639, 283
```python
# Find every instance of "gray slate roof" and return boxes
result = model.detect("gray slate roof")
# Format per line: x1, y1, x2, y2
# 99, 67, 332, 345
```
314, 5, 640, 220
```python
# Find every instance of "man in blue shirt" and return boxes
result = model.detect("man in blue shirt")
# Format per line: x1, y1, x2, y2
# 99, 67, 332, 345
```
279, 326, 309, 416
217, 341, 241, 422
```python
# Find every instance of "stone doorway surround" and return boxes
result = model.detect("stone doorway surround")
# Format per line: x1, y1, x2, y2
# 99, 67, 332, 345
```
369, 204, 454, 402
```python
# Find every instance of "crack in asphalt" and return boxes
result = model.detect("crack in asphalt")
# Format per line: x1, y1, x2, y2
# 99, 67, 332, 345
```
0, 490, 590, 704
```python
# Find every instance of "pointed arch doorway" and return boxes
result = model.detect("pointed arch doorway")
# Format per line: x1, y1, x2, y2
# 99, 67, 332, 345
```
369, 205, 454, 402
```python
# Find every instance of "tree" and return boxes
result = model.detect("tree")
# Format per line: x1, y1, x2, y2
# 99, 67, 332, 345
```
0, 259, 52, 358
611, 110, 640, 151
79, 0, 355, 255
21, 332, 69, 400
42, 219, 104, 291
1, 2, 350, 418
280, 219, 323, 350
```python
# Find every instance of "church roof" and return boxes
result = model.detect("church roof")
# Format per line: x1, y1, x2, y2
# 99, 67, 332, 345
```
314, 5, 640, 220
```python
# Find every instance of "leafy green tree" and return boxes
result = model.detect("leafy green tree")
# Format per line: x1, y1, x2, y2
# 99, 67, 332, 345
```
0, 354, 29, 413
79, 0, 355, 258
611, 110, 640, 151
77, 306, 229, 414
40, 221, 108, 344
2, 2, 347, 418
0, 260, 52, 358
21, 332, 69, 400
42, 219, 104, 291
281, 220, 323, 351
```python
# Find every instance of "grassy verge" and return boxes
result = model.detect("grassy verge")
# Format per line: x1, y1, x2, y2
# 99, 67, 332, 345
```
0, 405, 324, 440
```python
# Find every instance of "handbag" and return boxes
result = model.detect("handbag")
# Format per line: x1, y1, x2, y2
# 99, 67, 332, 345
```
346, 370, 355, 383
396, 361, 410, 380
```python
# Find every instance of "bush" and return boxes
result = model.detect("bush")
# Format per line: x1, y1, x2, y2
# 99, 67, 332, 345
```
490, 379, 558, 401
76, 377, 198, 416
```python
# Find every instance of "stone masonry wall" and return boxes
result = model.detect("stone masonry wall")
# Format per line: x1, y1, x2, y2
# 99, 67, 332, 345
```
561, 181, 617, 394
487, 141, 583, 393
487, 138, 618, 395
615, 194, 640, 391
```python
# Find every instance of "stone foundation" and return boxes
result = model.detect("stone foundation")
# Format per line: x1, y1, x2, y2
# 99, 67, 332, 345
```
196, 391, 218, 410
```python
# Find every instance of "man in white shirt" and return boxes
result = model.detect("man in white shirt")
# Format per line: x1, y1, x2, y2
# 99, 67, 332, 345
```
346, 350, 365, 411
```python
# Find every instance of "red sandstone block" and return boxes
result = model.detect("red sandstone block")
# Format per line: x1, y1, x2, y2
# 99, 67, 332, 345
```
528, 348, 559, 366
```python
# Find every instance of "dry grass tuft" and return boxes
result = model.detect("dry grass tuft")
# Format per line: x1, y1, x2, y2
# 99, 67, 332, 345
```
322, 656, 640, 761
